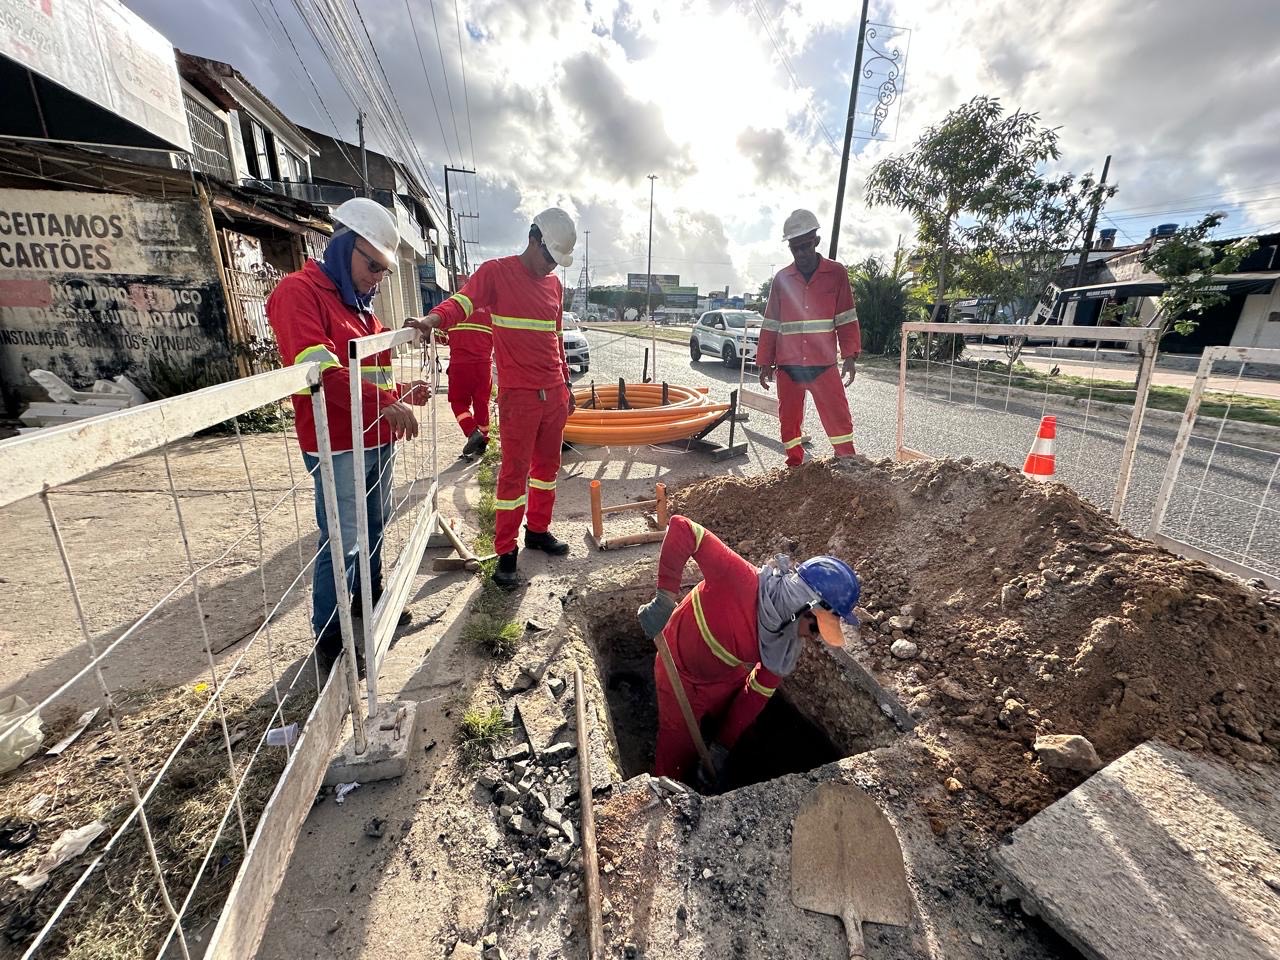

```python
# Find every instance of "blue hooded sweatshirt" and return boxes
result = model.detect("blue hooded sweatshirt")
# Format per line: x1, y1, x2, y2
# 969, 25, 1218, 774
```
319, 228, 376, 312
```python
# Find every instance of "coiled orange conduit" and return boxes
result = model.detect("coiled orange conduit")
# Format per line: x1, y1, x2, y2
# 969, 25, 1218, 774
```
565, 383, 729, 445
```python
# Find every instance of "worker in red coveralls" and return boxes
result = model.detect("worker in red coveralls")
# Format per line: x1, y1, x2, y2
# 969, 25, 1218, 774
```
756, 208, 861, 467
267, 198, 430, 674
444, 305, 494, 460
636, 515, 861, 785
408, 208, 577, 590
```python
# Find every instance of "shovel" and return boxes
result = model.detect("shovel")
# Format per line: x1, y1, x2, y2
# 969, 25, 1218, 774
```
430, 553, 497, 572
791, 782, 913, 958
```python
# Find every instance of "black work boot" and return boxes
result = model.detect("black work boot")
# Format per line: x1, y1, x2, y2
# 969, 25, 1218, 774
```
461, 429, 487, 460
316, 629, 366, 681
524, 528, 570, 556
492, 549, 519, 590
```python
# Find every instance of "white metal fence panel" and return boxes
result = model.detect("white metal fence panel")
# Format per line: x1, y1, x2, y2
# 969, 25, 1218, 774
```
896, 322, 1161, 519
1148, 346, 1280, 588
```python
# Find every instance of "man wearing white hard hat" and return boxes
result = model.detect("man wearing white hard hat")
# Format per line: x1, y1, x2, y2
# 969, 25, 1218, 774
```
267, 197, 430, 673
756, 209, 860, 467
410, 208, 577, 590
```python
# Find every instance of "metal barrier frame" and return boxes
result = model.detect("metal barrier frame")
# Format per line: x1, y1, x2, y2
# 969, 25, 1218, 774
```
896, 321, 1161, 516
348, 327, 440, 715
1147, 344, 1280, 589
0, 363, 367, 959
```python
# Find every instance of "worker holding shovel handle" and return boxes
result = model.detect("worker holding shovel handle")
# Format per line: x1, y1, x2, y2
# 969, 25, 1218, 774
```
637, 515, 861, 787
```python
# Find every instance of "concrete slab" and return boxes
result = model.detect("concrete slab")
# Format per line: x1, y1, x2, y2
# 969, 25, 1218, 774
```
323, 700, 418, 786
512, 684, 568, 755
993, 740, 1280, 960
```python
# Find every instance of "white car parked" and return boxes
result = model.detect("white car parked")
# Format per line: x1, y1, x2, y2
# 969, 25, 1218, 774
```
690, 310, 762, 367
562, 312, 590, 373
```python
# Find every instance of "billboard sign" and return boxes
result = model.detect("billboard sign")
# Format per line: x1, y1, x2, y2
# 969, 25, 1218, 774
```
663, 285, 699, 308
627, 272, 679, 293
0, 0, 192, 151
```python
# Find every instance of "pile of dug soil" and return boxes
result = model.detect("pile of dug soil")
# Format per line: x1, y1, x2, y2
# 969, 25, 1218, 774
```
672, 457, 1280, 829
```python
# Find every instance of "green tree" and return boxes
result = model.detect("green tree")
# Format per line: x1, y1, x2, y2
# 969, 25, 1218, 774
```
865, 95, 1060, 321
1143, 212, 1258, 340
849, 253, 910, 354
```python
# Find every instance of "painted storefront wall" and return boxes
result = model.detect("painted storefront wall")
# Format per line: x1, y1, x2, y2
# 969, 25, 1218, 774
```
0, 188, 231, 412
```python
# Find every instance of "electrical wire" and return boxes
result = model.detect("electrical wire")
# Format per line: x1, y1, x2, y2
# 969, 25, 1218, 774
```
747, 0, 840, 155
426, 0, 466, 169
403, 0, 459, 168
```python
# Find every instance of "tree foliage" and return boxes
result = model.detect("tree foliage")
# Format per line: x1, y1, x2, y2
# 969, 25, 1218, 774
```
849, 253, 910, 354
865, 95, 1062, 318
1143, 213, 1258, 339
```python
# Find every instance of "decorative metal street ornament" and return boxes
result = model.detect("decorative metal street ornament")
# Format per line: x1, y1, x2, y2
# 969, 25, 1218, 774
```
855, 23, 910, 142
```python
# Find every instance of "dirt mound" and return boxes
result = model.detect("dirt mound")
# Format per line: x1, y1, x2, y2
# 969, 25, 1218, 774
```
671, 457, 1280, 826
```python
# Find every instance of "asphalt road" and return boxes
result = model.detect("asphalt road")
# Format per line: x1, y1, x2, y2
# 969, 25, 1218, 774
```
577, 329, 1280, 581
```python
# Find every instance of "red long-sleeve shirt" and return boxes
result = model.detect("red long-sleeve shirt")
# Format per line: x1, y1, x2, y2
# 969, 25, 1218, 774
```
445, 306, 493, 364
757, 256, 861, 368
267, 260, 401, 454
429, 256, 568, 389
658, 515, 782, 748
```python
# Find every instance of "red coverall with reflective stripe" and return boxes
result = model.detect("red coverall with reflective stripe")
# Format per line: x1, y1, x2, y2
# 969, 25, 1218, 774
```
266, 259, 401, 454
757, 257, 861, 466
445, 307, 494, 438
429, 258, 570, 554
653, 515, 782, 783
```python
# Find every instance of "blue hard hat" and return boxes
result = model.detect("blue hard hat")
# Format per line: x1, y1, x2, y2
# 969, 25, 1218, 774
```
796, 556, 861, 624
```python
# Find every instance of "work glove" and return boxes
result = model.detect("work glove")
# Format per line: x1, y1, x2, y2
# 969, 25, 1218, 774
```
637, 590, 677, 640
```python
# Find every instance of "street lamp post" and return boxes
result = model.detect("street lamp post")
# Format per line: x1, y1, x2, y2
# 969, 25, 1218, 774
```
646, 174, 657, 382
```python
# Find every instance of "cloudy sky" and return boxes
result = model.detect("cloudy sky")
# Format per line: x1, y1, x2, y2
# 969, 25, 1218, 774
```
125, 0, 1280, 296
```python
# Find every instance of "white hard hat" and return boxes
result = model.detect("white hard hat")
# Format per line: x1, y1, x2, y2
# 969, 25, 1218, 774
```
532, 207, 576, 267
782, 208, 821, 242
332, 197, 398, 266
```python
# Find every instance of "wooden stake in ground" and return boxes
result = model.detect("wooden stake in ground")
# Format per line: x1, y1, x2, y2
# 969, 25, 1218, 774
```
574, 667, 606, 959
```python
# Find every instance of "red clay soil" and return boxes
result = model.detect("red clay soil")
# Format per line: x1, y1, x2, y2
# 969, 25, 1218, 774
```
671, 457, 1280, 828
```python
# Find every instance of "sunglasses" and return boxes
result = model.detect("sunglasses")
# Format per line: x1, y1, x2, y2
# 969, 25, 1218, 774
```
356, 244, 392, 275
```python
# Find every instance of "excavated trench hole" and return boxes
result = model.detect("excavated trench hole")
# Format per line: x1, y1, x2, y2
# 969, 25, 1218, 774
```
585, 586, 902, 793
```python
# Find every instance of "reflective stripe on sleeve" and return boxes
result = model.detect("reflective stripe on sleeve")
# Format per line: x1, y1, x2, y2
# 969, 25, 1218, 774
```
835, 308, 858, 327
747, 667, 776, 698
689, 521, 706, 550
453, 322, 492, 334
294, 344, 343, 369
359, 364, 396, 391
449, 293, 474, 317
492, 314, 557, 332
691, 585, 743, 668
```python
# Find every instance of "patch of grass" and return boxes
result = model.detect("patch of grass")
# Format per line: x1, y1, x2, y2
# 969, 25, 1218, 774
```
462, 609, 522, 658
457, 705, 511, 763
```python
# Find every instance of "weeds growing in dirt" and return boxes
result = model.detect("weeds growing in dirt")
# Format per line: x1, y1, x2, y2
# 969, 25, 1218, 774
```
462, 607, 522, 658
457, 706, 511, 763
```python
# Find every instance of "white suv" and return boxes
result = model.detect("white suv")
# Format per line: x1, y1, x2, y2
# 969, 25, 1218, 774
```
690, 310, 761, 367
562, 312, 590, 373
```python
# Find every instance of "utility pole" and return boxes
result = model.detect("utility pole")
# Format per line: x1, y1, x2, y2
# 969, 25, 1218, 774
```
357, 112, 370, 198
443, 165, 476, 291
584, 230, 590, 313
646, 174, 658, 380
1074, 154, 1112, 288
829, 0, 871, 261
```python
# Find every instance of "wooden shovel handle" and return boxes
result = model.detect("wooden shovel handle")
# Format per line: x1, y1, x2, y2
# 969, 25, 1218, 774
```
842, 909, 866, 959
654, 632, 716, 781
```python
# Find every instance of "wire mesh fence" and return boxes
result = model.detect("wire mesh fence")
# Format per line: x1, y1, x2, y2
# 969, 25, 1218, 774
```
1149, 346, 1280, 588
896, 322, 1161, 520
346, 327, 441, 712
0, 364, 378, 958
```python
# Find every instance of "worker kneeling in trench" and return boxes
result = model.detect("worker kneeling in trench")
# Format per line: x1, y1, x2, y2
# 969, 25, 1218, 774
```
637, 515, 860, 788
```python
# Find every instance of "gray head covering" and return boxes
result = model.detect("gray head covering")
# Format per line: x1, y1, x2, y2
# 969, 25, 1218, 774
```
756, 555, 821, 677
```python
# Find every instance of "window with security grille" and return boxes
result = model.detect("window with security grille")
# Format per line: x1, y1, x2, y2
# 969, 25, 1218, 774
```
182, 93, 234, 182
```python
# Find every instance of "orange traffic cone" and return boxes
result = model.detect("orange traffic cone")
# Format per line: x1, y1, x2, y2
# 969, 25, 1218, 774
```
1022, 416, 1056, 480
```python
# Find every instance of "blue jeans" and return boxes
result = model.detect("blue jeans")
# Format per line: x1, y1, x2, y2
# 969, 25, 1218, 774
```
303, 443, 396, 640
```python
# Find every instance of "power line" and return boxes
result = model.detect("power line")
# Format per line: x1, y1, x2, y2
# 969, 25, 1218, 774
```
747, 0, 840, 155
426, 0, 466, 169
1102, 180, 1280, 218
402, 0, 458, 169
452, 0, 477, 170
1105, 194, 1280, 223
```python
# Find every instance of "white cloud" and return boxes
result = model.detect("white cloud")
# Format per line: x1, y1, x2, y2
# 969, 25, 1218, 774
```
126, 0, 1280, 294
